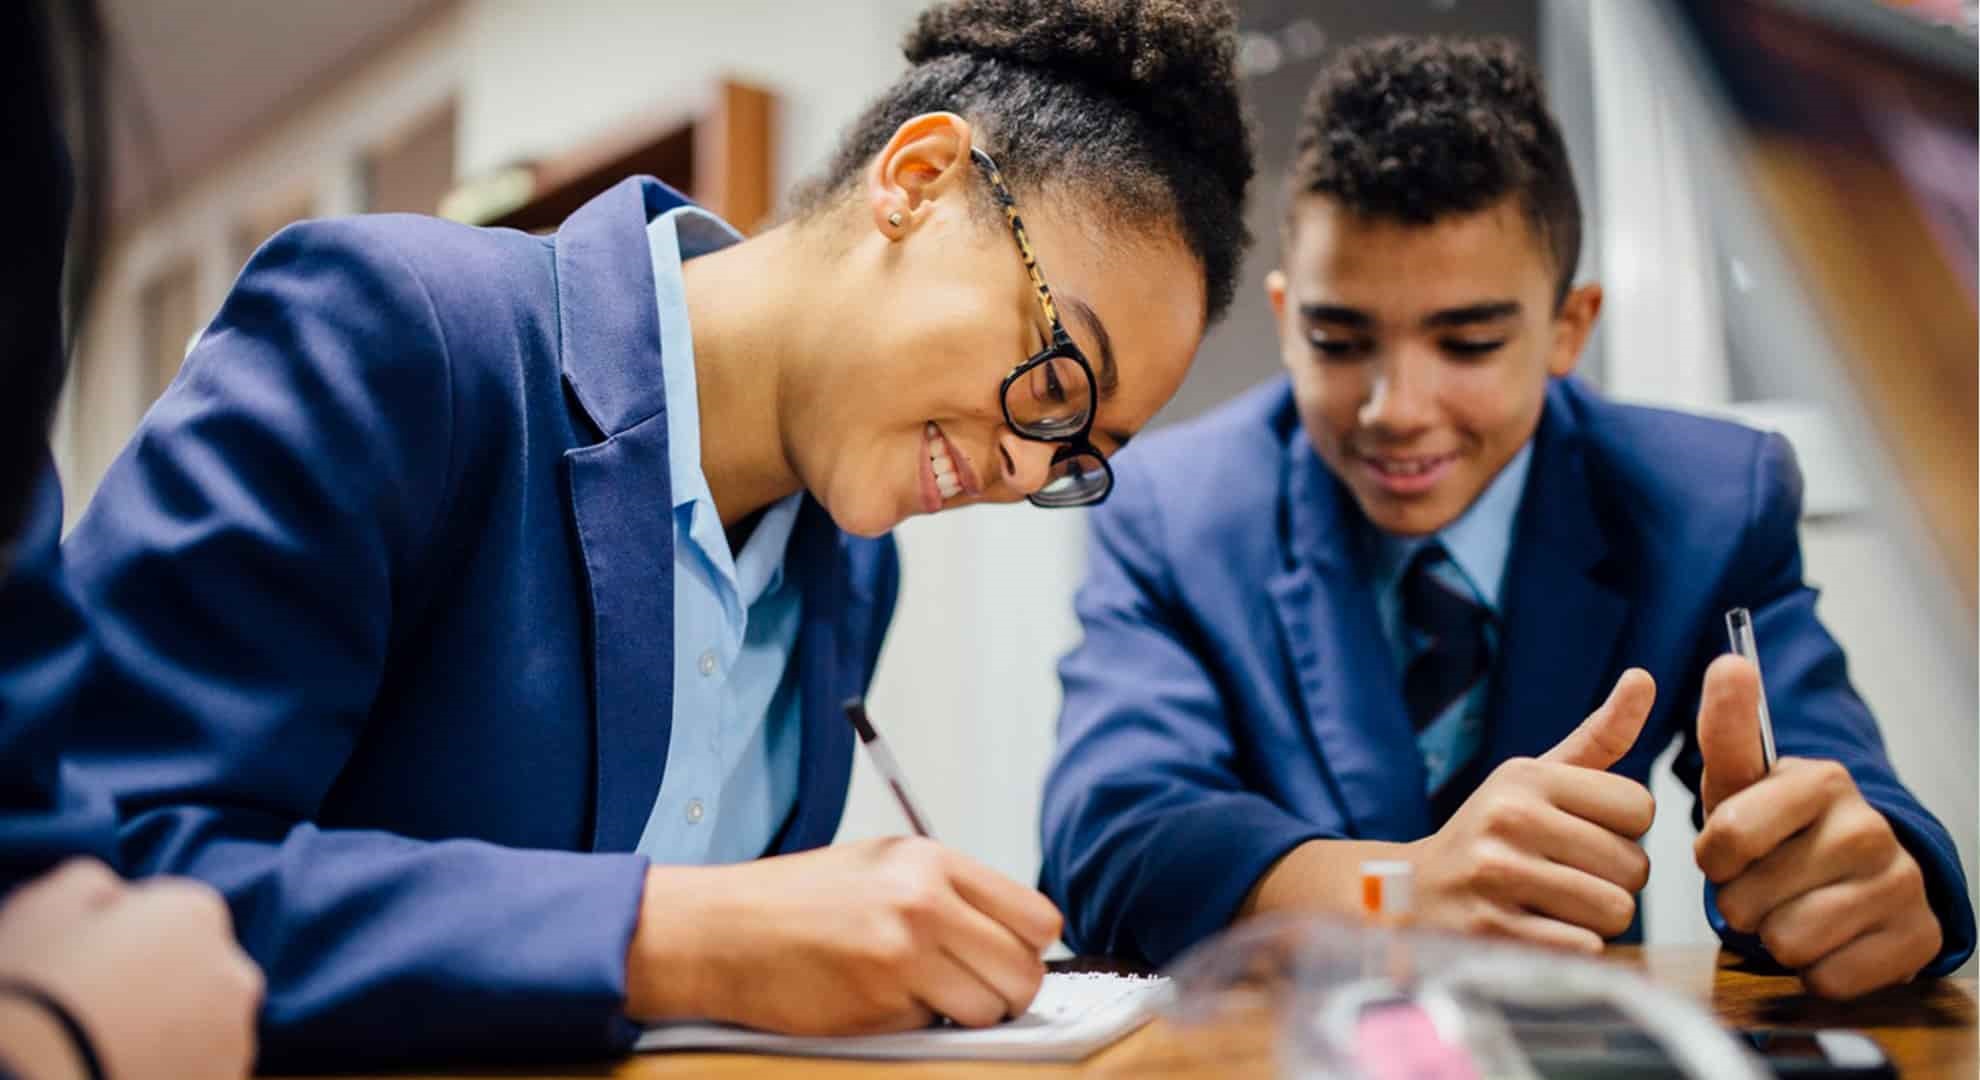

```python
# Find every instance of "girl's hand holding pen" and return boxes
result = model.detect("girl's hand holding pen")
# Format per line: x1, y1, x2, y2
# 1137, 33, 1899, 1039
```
622, 838, 1063, 1034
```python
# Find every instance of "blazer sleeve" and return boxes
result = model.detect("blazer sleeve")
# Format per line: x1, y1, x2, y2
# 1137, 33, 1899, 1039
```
1040, 471, 1332, 966
61, 221, 651, 1067
1671, 432, 1975, 976
0, 458, 117, 890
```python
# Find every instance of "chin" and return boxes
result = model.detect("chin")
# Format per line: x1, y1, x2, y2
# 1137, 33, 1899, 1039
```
821, 495, 903, 539
1358, 495, 1463, 539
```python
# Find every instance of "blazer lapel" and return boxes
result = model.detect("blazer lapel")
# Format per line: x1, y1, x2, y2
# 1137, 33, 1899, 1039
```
1268, 435, 1431, 840
555, 177, 696, 853
1484, 389, 1630, 764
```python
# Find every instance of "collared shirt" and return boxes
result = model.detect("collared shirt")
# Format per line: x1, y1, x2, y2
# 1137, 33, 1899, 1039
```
634, 206, 805, 865
1366, 442, 1534, 790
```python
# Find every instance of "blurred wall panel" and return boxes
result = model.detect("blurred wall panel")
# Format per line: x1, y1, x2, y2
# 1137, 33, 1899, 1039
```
363, 101, 458, 216
138, 259, 199, 400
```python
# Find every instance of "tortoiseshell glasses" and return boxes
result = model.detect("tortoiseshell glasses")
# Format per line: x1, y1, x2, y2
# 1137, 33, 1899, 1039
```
971, 147, 1114, 509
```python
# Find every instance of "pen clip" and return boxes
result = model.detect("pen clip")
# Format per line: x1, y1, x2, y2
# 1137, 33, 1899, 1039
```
1723, 607, 1778, 771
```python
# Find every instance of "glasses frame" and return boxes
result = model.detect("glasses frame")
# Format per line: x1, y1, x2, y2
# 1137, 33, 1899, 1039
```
970, 147, 1114, 509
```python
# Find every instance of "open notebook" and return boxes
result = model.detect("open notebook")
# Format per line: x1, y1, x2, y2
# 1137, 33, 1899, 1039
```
636, 972, 1170, 1062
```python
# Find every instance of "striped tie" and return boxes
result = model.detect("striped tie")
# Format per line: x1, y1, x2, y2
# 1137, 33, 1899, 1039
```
1401, 543, 1492, 792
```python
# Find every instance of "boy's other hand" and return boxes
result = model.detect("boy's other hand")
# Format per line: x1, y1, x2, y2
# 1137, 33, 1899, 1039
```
1693, 655, 1940, 999
1409, 669, 1658, 952
624, 837, 1062, 1034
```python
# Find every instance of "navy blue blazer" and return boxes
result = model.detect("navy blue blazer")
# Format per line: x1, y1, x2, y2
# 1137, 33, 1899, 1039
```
0, 460, 115, 888
1041, 377, 1973, 975
60, 178, 899, 1066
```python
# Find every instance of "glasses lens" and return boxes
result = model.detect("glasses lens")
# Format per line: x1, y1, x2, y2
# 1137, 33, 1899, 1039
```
1006, 350, 1094, 440
1029, 450, 1111, 508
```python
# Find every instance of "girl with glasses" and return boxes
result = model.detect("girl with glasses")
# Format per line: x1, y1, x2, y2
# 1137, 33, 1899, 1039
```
53, 0, 1253, 1067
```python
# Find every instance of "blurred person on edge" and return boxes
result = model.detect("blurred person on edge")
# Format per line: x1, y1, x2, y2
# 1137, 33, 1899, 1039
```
0, 4, 261, 1080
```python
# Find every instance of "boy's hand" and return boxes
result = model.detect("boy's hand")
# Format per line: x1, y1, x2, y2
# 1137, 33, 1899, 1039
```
624, 837, 1062, 1034
1694, 655, 1940, 998
1409, 669, 1658, 952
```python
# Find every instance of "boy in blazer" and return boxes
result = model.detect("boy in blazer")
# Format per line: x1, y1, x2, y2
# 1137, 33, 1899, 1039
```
1041, 35, 1973, 998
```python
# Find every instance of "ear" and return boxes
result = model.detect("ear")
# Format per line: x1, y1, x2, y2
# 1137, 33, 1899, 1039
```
864, 111, 975, 240
1265, 269, 1288, 322
1546, 282, 1604, 378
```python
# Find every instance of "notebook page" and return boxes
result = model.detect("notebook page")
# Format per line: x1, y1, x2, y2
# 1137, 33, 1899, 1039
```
636, 972, 1171, 1062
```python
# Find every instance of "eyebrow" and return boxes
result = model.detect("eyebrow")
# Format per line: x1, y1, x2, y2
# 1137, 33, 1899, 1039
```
1063, 296, 1134, 449
1297, 301, 1523, 330
1422, 301, 1522, 328
1298, 303, 1372, 327
1064, 297, 1119, 400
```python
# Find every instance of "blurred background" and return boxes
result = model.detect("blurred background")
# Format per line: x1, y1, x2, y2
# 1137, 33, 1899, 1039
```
52, 0, 1976, 959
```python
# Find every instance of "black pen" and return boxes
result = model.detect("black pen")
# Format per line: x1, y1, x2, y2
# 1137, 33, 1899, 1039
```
843, 698, 939, 840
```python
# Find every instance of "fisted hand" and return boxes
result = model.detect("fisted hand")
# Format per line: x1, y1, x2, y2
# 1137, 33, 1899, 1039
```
0, 859, 263, 1080
1693, 655, 1941, 998
626, 836, 1062, 1034
1410, 670, 1658, 953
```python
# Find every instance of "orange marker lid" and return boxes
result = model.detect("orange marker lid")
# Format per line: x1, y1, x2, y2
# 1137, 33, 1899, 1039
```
1360, 859, 1413, 921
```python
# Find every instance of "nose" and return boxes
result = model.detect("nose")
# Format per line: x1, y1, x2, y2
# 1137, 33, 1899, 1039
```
1357, 355, 1437, 437
995, 428, 1058, 498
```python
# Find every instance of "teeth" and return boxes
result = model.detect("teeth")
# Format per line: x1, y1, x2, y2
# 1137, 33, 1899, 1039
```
1374, 456, 1446, 476
926, 423, 963, 501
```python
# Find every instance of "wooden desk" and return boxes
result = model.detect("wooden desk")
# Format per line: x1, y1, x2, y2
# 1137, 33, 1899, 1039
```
335, 947, 1975, 1079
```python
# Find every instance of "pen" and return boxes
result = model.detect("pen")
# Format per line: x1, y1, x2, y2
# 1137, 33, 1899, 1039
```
1723, 607, 1778, 771
843, 698, 939, 840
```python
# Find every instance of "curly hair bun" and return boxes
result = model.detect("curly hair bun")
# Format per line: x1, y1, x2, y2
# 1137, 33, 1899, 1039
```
904, 0, 1246, 199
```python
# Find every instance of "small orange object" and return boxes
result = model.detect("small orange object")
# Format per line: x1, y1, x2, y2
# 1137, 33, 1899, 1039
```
1360, 860, 1413, 922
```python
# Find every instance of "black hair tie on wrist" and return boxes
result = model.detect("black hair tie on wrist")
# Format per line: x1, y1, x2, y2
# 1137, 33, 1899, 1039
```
0, 978, 106, 1080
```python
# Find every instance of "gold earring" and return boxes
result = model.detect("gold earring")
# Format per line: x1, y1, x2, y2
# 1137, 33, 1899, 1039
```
888, 210, 904, 228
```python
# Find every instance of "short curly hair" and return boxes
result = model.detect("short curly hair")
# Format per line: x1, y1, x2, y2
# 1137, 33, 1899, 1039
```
794, 0, 1254, 325
1290, 35, 1581, 302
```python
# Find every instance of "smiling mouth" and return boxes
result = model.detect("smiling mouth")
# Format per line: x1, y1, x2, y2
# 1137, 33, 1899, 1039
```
1364, 453, 1457, 477
1352, 448, 1461, 496
922, 422, 982, 510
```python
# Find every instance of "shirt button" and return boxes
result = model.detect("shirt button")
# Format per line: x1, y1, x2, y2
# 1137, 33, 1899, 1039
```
685, 798, 704, 824
697, 650, 718, 677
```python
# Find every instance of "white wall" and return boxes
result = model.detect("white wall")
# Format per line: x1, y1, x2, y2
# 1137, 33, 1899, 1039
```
839, 505, 1087, 883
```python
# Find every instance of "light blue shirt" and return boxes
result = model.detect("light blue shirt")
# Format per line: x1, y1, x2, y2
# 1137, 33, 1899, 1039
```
1367, 442, 1533, 790
634, 206, 804, 865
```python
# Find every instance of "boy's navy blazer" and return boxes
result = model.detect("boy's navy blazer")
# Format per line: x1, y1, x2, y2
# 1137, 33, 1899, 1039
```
60, 178, 900, 1066
1041, 376, 1973, 974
